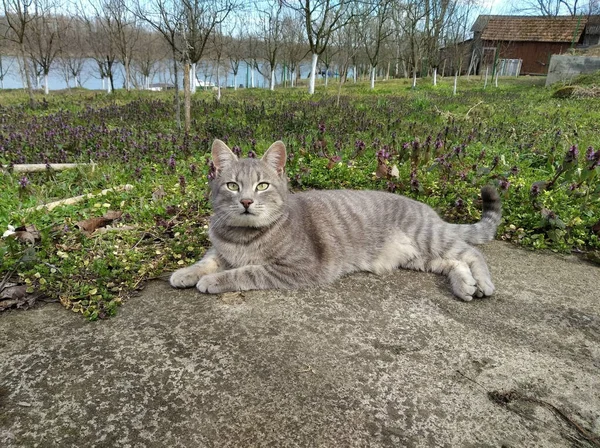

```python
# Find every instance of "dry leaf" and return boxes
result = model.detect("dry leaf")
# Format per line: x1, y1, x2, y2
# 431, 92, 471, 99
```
12, 224, 41, 244
76, 210, 123, 235
376, 160, 389, 179
102, 210, 123, 220
76, 217, 114, 235
390, 164, 400, 178
0, 284, 40, 312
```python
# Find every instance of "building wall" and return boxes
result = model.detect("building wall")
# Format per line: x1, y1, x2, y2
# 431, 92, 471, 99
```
482, 40, 574, 75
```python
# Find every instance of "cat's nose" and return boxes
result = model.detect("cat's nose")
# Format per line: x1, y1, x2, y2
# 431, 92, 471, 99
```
240, 199, 254, 209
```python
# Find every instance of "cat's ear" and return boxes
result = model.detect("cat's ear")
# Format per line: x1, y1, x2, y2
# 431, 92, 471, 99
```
212, 139, 237, 173
262, 141, 287, 175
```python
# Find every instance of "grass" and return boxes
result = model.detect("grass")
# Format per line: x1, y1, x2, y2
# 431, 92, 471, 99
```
1, 75, 599, 319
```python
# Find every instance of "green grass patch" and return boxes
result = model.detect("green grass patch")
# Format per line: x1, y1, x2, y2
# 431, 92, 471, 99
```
1, 77, 599, 319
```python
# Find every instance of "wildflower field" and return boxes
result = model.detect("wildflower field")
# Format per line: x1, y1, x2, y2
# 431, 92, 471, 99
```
1, 76, 599, 319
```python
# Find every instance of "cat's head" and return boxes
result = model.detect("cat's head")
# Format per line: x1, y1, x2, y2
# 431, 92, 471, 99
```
209, 139, 288, 228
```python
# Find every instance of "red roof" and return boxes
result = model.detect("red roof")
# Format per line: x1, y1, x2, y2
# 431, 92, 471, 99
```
475, 16, 587, 43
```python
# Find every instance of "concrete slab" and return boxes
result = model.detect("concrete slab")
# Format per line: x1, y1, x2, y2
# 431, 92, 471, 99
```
1, 241, 599, 447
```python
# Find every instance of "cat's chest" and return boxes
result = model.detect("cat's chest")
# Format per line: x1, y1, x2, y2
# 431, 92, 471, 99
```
214, 238, 270, 268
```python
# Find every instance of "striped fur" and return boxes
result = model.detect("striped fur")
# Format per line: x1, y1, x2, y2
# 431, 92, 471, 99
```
170, 140, 502, 301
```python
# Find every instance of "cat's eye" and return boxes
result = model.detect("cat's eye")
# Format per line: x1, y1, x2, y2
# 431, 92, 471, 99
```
226, 182, 239, 191
256, 182, 269, 191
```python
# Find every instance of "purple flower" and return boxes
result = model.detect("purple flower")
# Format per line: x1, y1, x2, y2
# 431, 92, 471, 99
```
189, 164, 197, 174
355, 140, 365, 151
387, 182, 397, 193
232, 146, 242, 157
586, 146, 595, 161
564, 145, 579, 163
248, 150, 256, 158
530, 184, 540, 196
168, 154, 176, 170
455, 198, 464, 208
499, 180, 510, 191
318, 123, 326, 133
376, 148, 390, 160
19, 176, 30, 189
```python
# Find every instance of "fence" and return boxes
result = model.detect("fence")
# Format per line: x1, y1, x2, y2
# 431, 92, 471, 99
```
496, 59, 522, 77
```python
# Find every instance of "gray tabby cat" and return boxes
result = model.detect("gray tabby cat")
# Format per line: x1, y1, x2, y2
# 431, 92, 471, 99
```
170, 139, 501, 301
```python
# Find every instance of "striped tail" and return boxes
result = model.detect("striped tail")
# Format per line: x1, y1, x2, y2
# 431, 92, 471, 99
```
455, 186, 502, 245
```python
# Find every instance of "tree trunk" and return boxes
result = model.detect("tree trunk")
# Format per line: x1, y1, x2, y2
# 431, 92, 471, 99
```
412, 66, 417, 89
433, 67, 437, 86
125, 56, 131, 91
270, 68, 275, 91
308, 53, 318, 95
44, 73, 49, 95
370, 65, 376, 89
453, 71, 458, 95
20, 44, 35, 107
173, 55, 181, 130
325, 67, 328, 88
234, 72, 237, 90
184, 62, 191, 133
251, 65, 255, 88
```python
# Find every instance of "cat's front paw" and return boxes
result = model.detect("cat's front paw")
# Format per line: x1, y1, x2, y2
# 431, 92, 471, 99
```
196, 274, 222, 294
170, 266, 202, 288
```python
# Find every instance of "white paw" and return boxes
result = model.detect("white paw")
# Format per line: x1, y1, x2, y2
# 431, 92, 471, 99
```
170, 266, 201, 288
476, 277, 495, 297
455, 282, 477, 301
196, 275, 220, 294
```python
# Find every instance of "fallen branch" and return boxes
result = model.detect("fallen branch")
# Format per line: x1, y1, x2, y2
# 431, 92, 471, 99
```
465, 101, 484, 118
21, 184, 134, 213
2, 163, 96, 173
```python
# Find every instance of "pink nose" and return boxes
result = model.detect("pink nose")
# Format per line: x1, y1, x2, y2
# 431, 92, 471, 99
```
240, 199, 254, 209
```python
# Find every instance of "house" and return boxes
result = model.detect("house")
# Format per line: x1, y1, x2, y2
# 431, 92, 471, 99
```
467, 15, 600, 76
148, 83, 174, 92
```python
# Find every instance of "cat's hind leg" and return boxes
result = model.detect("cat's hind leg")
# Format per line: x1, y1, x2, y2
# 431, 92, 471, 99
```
428, 244, 494, 301
170, 248, 223, 288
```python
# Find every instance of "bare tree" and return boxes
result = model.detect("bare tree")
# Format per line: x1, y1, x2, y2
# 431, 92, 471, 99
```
56, 15, 88, 88
103, 0, 139, 91
26, 0, 61, 94
358, 0, 393, 89
280, 12, 307, 87
131, 27, 167, 89
509, 0, 595, 16
256, 0, 285, 90
2, 0, 36, 104
223, 18, 245, 89
284, 0, 359, 94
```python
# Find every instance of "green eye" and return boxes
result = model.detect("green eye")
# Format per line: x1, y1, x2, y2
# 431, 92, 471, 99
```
226, 182, 239, 191
256, 182, 269, 191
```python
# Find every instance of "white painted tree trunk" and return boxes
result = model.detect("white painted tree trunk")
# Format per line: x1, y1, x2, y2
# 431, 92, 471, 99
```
433, 67, 437, 86
484, 67, 489, 89
101, 77, 105, 91
190, 63, 195, 92
44, 74, 49, 94
353, 66, 357, 83
325, 68, 329, 87
370, 65, 376, 89
308, 53, 318, 95
291, 70, 294, 88
453, 71, 458, 95
251, 66, 255, 88
270, 68, 275, 91
234, 73, 237, 90
412, 68, 417, 88
495, 69, 499, 87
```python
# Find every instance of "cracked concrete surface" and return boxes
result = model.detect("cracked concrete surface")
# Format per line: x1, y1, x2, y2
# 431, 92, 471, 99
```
1, 241, 599, 447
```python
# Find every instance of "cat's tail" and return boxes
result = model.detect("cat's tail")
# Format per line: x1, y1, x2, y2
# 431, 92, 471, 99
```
454, 186, 502, 245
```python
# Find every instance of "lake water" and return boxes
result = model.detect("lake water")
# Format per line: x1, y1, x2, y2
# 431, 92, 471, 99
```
0, 56, 317, 91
